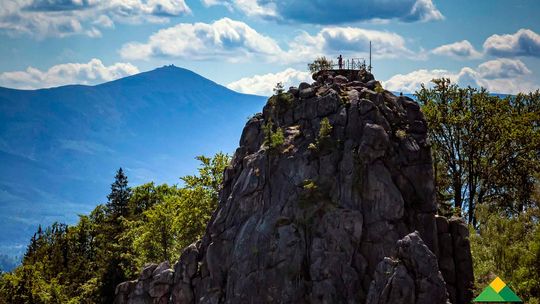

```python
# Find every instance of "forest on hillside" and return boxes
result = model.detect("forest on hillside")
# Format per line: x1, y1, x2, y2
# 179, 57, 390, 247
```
0, 79, 539, 303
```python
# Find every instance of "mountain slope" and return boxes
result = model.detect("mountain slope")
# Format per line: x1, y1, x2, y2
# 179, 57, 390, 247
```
0, 65, 267, 263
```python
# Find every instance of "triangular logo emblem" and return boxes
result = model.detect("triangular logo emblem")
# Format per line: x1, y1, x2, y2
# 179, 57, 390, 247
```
474, 276, 522, 302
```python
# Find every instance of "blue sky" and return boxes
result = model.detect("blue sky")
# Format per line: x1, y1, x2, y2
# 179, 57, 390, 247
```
1, 0, 540, 95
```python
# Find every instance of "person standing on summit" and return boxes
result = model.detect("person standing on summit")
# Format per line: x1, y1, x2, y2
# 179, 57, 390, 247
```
338, 55, 343, 69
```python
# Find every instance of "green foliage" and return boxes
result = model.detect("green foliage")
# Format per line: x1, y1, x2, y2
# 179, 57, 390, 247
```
419, 79, 540, 301
395, 129, 407, 139
262, 120, 285, 151
127, 182, 176, 218
298, 179, 319, 209
273, 82, 284, 95
271, 128, 285, 149
298, 179, 334, 210
303, 180, 318, 192
181, 153, 229, 200
98, 169, 134, 302
309, 118, 334, 152
470, 201, 540, 302
417, 78, 540, 224
0, 153, 230, 303
318, 117, 332, 138
278, 93, 295, 108
126, 193, 180, 269
308, 56, 334, 74
0, 219, 102, 303
126, 153, 229, 269
338, 91, 350, 104
268, 83, 294, 110
106, 168, 131, 219
374, 82, 384, 94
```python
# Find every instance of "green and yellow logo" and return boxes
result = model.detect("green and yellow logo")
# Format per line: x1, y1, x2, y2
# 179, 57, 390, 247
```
474, 276, 522, 303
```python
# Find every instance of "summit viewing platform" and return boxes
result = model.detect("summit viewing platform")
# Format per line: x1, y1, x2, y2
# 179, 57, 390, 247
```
310, 55, 374, 83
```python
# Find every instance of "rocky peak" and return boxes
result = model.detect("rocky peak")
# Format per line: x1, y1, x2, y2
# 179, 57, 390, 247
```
115, 70, 474, 304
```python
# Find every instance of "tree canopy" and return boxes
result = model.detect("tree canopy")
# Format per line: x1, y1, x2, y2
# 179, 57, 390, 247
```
417, 79, 540, 302
0, 153, 230, 303
308, 56, 334, 74
416, 78, 540, 225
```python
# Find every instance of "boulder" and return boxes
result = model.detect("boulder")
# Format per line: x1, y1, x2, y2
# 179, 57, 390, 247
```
115, 262, 175, 304
299, 87, 316, 99
298, 82, 311, 90
366, 232, 450, 304
333, 75, 348, 84
366, 79, 379, 90
288, 86, 299, 97
449, 218, 474, 304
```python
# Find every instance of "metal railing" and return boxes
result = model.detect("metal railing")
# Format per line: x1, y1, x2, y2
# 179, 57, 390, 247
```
333, 58, 368, 70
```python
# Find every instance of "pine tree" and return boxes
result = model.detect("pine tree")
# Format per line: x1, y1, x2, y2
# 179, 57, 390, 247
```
106, 168, 132, 219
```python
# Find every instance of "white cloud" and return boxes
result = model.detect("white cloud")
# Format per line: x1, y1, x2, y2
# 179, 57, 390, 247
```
233, 0, 277, 18
285, 27, 415, 62
119, 18, 417, 63
476, 58, 531, 79
93, 15, 114, 28
201, 0, 219, 5
227, 68, 312, 96
483, 28, 540, 57
58, 139, 114, 154
431, 40, 482, 59
430, 29, 540, 60
203, 0, 443, 24
120, 18, 282, 61
405, 0, 443, 22
383, 58, 538, 94
0, 0, 191, 38
0, 58, 139, 89
85, 27, 102, 38
383, 69, 451, 93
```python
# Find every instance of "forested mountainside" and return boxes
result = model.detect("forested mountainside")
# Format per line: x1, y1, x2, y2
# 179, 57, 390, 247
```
0, 65, 266, 263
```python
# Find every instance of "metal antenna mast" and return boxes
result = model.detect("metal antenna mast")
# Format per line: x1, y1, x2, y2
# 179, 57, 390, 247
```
369, 41, 372, 72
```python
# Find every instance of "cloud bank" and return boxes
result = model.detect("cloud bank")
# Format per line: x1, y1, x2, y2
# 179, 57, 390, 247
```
119, 18, 282, 61
432, 29, 540, 59
203, 0, 443, 24
286, 27, 415, 62
120, 18, 417, 62
227, 68, 312, 96
484, 28, 540, 57
0, 59, 139, 89
0, 0, 191, 38
431, 40, 482, 59
383, 58, 537, 94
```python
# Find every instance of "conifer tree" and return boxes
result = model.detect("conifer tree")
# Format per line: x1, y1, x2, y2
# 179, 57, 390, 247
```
106, 168, 132, 219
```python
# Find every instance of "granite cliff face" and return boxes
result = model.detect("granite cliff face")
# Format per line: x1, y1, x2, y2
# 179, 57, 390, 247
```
115, 70, 474, 304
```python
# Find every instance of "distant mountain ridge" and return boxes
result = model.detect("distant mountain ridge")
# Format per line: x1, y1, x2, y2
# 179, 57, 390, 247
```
0, 65, 267, 266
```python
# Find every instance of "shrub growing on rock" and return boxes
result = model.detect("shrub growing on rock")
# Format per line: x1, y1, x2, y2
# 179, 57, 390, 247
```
262, 120, 285, 151
308, 56, 334, 74
309, 118, 334, 152
374, 82, 385, 94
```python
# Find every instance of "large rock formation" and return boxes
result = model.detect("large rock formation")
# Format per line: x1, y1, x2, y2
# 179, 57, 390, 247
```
115, 70, 474, 304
